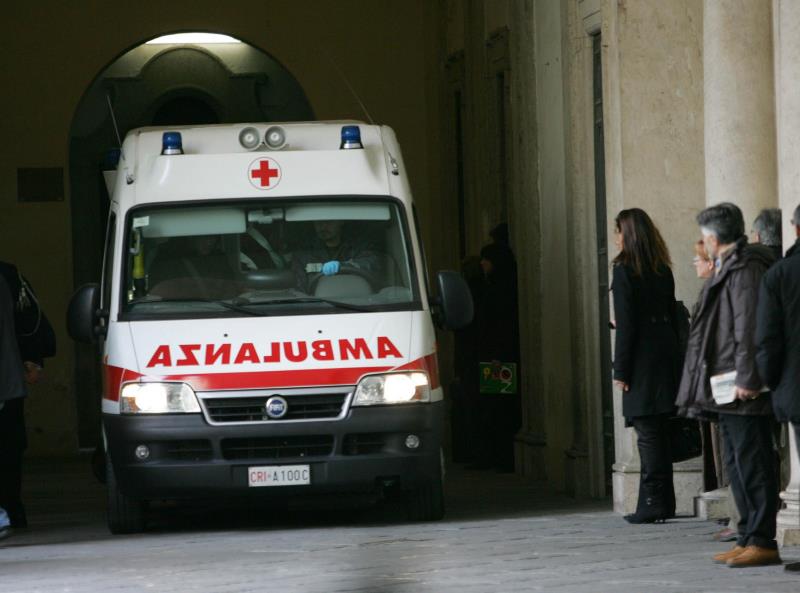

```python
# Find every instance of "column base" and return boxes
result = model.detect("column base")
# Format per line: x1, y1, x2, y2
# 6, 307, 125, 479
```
695, 487, 730, 520
612, 462, 639, 514
612, 458, 703, 516
777, 487, 800, 547
565, 445, 591, 498
515, 430, 547, 480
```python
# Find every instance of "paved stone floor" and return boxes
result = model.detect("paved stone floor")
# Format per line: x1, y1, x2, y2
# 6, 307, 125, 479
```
1, 459, 799, 592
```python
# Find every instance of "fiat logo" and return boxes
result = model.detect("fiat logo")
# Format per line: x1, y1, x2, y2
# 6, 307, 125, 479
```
265, 396, 288, 419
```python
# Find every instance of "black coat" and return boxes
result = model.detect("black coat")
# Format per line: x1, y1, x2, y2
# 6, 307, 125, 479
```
0, 261, 56, 366
611, 263, 680, 419
676, 239, 775, 417
757, 239, 800, 423
0, 275, 26, 403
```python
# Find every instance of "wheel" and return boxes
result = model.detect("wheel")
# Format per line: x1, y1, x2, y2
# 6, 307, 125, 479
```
405, 452, 445, 521
406, 480, 445, 521
106, 455, 146, 534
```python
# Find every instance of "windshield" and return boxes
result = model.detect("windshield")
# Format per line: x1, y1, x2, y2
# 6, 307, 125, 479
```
121, 198, 420, 319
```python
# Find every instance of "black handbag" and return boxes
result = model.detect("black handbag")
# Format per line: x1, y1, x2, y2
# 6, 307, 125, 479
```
668, 417, 702, 462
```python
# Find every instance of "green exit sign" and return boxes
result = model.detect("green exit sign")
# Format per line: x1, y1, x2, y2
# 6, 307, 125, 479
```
479, 362, 518, 394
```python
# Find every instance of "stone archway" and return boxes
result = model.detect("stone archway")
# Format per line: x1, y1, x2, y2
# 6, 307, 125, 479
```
68, 32, 314, 448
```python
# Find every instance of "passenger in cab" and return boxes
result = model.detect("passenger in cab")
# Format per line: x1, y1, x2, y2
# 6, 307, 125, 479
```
148, 234, 236, 300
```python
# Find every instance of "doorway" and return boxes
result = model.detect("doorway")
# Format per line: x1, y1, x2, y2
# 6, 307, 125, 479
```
592, 33, 614, 488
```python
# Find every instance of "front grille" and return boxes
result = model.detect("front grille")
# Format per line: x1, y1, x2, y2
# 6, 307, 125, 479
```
343, 433, 388, 456
203, 392, 349, 423
163, 440, 213, 461
221, 435, 334, 460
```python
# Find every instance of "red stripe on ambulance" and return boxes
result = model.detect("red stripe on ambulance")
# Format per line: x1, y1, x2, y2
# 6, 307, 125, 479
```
102, 353, 438, 401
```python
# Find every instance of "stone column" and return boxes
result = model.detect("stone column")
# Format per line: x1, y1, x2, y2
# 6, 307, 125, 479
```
704, 0, 777, 220
773, 0, 800, 546
509, 0, 548, 480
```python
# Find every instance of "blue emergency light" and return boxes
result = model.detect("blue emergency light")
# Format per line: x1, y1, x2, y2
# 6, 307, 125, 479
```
162, 131, 183, 155
340, 125, 363, 150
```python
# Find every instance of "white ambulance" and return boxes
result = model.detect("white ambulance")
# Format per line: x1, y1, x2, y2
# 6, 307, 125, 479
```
68, 122, 473, 533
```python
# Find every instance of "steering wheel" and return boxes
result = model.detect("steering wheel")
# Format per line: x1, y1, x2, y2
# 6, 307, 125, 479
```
307, 264, 378, 294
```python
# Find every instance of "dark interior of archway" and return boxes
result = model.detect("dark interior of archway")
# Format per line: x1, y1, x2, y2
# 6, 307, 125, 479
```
151, 96, 220, 126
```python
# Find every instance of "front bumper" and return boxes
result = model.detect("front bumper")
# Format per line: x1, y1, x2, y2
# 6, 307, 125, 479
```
103, 401, 443, 500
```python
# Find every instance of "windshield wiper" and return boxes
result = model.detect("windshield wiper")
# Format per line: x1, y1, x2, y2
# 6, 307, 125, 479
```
127, 297, 271, 317
236, 297, 372, 313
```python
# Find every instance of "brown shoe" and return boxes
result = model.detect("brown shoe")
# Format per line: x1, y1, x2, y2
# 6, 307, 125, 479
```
713, 546, 746, 564
727, 546, 782, 568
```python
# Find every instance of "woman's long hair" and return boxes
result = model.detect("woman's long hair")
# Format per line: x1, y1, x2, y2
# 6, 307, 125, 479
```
612, 208, 672, 276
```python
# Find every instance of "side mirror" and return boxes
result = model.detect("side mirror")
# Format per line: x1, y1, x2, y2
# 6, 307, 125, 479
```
67, 284, 104, 343
435, 271, 474, 330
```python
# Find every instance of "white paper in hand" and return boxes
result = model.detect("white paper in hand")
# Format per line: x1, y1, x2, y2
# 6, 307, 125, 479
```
710, 371, 737, 405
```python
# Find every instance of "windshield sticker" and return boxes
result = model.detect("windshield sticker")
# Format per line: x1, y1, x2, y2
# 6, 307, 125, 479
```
132, 216, 150, 229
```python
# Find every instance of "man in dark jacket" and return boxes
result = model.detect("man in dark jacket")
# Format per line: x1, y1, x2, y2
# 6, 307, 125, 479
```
756, 203, 800, 572
676, 202, 780, 567
0, 273, 27, 538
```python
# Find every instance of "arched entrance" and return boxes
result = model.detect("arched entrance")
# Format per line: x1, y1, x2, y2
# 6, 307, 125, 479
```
68, 32, 314, 448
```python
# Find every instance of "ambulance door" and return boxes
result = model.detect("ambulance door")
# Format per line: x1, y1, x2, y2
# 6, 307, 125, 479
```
98, 210, 117, 400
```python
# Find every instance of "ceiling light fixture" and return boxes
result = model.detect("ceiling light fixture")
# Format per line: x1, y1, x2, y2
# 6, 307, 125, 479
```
146, 33, 242, 45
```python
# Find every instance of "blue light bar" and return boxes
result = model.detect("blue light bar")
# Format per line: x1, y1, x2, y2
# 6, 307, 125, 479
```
103, 148, 121, 170
162, 131, 183, 155
340, 125, 363, 150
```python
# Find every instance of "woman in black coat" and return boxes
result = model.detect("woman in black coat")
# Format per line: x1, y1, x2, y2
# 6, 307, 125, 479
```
611, 208, 681, 523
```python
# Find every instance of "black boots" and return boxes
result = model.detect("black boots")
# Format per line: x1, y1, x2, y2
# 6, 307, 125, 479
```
624, 483, 675, 524
623, 497, 670, 524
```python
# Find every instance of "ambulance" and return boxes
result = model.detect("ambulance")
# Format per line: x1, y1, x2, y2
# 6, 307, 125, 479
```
67, 122, 473, 534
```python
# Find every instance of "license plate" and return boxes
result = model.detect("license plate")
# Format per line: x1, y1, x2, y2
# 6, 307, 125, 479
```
248, 465, 311, 487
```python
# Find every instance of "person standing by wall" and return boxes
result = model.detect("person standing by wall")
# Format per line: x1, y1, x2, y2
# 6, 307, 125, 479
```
477, 224, 521, 472
756, 203, 800, 572
677, 202, 780, 568
0, 273, 27, 540
611, 208, 680, 524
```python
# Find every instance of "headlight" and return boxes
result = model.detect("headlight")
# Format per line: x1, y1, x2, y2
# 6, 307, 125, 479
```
352, 372, 430, 406
120, 382, 201, 414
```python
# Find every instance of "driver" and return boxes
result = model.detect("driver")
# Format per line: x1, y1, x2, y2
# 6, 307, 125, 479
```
292, 220, 380, 293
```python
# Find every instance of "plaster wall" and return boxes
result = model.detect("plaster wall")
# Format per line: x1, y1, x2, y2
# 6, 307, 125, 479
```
604, 0, 705, 305
2, 1, 447, 456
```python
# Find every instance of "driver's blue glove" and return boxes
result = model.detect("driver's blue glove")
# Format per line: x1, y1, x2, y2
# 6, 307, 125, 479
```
322, 260, 340, 276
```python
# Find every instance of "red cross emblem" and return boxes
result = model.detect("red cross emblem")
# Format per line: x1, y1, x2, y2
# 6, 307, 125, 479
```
248, 158, 282, 190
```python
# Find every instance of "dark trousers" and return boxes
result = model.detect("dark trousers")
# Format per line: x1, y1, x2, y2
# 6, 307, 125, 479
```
632, 414, 675, 515
0, 397, 26, 527
718, 413, 778, 549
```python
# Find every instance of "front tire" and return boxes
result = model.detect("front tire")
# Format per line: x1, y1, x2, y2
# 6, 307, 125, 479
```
106, 456, 146, 534
405, 450, 445, 521
406, 479, 445, 521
